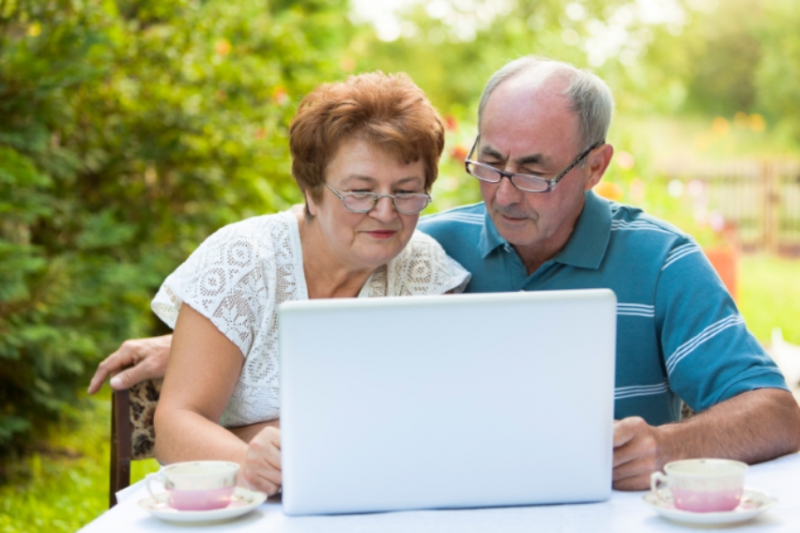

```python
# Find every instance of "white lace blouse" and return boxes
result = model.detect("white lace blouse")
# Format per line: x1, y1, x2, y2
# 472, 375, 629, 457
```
151, 210, 471, 427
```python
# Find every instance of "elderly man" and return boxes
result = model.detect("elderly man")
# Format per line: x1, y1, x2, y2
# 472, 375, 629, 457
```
89, 57, 800, 490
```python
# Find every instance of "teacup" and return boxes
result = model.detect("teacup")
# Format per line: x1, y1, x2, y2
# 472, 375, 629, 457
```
650, 459, 748, 513
146, 461, 240, 511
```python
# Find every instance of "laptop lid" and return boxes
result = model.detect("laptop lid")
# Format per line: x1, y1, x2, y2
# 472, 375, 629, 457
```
279, 289, 617, 515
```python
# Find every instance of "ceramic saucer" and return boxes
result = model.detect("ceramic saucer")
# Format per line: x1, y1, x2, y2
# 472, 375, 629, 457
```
643, 488, 777, 526
139, 487, 267, 523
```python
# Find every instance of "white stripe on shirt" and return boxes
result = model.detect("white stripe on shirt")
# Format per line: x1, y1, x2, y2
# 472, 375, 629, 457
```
611, 220, 675, 235
662, 243, 702, 271
617, 303, 655, 317
666, 315, 746, 374
615, 382, 669, 400
426, 212, 484, 226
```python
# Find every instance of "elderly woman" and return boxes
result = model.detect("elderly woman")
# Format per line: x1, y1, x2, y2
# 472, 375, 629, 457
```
149, 72, 469, 496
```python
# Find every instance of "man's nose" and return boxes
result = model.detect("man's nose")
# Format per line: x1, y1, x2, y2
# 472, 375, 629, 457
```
494, 174, 523, 206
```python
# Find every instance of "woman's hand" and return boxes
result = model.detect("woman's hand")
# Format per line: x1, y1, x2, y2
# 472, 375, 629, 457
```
87, 335, 172, 394
240, 426, 282, 496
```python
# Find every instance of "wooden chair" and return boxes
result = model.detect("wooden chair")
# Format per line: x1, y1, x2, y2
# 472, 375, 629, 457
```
109, 378, 162, 508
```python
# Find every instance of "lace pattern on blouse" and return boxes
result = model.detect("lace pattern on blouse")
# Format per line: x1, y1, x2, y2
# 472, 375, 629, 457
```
151, 210, 470, 427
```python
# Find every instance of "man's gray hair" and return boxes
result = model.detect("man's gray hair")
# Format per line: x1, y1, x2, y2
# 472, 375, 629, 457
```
477, 56, 614, 150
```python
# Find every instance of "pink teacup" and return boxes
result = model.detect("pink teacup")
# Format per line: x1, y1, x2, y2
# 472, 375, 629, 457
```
146, 461, 240, 511
650, 459, 748, 513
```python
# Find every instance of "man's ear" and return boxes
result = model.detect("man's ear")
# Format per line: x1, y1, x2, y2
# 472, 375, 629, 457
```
584, 144, 615, 191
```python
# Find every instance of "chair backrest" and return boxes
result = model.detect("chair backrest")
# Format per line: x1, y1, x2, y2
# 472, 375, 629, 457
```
109, 378, 162, 507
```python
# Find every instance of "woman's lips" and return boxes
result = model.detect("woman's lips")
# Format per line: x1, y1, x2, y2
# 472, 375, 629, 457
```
365, 230, 397, 239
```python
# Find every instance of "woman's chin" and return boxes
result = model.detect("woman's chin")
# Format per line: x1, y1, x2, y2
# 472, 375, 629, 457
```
353, 241, 406, 268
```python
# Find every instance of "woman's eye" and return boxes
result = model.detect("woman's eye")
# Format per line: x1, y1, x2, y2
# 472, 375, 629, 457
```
349, 189, 372, 195
396, 190, 421, 196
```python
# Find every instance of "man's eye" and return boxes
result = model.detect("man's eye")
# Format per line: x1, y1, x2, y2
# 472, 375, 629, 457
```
396, 190, 422, 196
519, 169, 546, 178
348, 190, 373, 195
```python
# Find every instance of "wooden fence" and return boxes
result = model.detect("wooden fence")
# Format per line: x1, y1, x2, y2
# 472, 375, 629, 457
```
660, 161, 800, 256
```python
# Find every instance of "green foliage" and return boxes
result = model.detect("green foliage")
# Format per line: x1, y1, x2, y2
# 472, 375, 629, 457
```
0, 391, 159, 532
641, 0, 800, 143
755, 1, 800, 140
0, 0, 352, 466
739, 255, 800, 346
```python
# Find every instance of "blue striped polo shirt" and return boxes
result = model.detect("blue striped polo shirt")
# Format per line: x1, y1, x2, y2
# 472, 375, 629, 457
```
418, 191, 787, 425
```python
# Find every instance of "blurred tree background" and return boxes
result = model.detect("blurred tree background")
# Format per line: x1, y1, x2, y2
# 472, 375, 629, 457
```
1, 0, 800, 529
1, 0, 350, 471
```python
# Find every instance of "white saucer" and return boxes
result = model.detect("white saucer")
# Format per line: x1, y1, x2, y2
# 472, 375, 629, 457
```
643, 488, 777, 526
139, 487, 267, 523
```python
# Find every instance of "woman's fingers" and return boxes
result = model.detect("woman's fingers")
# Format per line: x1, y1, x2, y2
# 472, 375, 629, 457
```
242, 427, 283, 495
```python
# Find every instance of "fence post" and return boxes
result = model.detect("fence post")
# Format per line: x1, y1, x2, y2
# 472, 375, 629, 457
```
762, 161, 780, 255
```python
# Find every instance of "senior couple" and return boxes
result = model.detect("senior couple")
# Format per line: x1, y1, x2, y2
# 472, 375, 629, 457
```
89, 56, 800, 496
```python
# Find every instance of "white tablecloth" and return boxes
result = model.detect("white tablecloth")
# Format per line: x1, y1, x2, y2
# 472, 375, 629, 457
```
80, 453, 800, 532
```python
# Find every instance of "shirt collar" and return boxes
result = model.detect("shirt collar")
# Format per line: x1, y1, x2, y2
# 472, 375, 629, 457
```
478, 190, 612, 268
478, 207, 507, 258
552, 190, 612, 269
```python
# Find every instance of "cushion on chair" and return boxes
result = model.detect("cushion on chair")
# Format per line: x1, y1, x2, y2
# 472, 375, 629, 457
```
129, 378, 163, 460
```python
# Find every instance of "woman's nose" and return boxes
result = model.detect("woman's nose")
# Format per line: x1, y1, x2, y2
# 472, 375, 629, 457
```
369, 195, 397, 220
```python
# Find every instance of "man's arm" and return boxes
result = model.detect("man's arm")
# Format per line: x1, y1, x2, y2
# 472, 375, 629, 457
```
613, 388, 800, 490
87, 334, 172, 394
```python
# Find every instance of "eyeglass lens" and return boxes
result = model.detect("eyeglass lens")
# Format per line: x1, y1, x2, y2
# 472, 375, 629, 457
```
466, 162, 550, 192
343, 192, 430, 214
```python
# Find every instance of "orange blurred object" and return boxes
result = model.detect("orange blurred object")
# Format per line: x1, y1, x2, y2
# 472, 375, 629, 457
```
450, 145, 468, 162
445, 115, 459, 132
594, 181, 623, 201
273, 86, 289, 106
215, 39, 232, 56
704, 243, 739, 301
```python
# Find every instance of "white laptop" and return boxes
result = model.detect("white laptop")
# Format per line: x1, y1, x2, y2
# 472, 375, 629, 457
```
278, 289, 617, 516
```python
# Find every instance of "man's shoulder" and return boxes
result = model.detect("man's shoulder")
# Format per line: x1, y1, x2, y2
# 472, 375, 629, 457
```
607, 201, 693, 247
418, 202, 486, 235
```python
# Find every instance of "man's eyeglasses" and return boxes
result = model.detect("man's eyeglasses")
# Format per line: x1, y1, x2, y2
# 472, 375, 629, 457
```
464, 136, 603, 193
324, 182, 431, 215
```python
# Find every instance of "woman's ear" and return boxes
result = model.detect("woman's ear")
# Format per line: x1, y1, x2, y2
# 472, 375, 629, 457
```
304, 189, 318, 217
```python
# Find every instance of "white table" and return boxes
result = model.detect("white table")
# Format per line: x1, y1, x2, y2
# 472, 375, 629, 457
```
81, 453, 800, 532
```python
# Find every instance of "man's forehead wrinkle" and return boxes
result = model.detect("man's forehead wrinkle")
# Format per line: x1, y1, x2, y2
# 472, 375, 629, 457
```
479, 142, 550, 166
479, 144, 504, 159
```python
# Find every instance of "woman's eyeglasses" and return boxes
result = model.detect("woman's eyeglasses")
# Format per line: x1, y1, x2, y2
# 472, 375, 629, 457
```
325, 182, 431, 215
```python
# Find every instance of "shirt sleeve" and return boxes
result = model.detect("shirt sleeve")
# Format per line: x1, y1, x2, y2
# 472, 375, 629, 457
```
151, 221, 270, 358
388, 230, 472, 295
655, 238, 787, 412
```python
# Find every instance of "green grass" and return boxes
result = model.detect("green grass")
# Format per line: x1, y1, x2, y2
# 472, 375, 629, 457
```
0, 256, 796, 533
739, 254, 800, 346
0, 391, 159, 533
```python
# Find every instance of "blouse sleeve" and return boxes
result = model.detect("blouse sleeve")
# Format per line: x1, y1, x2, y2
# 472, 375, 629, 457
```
151, 220, 271, 358
387, 230, 471, 295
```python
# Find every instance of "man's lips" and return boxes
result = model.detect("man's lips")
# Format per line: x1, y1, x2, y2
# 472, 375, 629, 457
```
500, 213, 529, 223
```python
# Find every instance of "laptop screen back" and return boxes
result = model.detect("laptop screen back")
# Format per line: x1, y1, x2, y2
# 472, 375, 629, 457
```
279, 289, 616, 515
